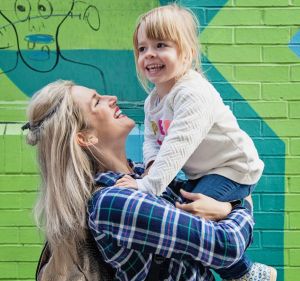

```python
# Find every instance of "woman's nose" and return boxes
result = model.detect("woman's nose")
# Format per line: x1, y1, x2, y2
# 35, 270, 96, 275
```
108, 95, 117, 106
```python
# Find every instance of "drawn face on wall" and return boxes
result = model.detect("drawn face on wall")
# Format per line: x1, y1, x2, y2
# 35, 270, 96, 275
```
0, 0, 74, 71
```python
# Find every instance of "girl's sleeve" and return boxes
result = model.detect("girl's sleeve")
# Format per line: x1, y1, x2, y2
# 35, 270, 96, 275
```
88, 187, 254, 269
137, 87, 215, 195
143, 101, 160, 167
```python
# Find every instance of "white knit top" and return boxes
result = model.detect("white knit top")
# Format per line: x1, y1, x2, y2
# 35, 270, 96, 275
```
136, 70, 264, 195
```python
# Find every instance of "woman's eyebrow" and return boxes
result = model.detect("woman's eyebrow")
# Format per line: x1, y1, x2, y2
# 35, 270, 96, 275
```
90, 92, 98, 107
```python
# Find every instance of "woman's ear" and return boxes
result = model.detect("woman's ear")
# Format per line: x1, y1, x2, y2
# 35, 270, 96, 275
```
76, 132, 98, 147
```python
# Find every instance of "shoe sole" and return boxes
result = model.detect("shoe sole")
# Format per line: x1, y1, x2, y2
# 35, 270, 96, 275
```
269, 267, 277, 281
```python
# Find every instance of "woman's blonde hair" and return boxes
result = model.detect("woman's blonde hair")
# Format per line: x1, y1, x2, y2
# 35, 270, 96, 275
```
133, 4, 201, 92
25, 80, 98, 249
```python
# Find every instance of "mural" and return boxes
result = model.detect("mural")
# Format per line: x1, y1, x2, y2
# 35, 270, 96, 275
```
0, 0, 291, 280
0, 0, 151, 99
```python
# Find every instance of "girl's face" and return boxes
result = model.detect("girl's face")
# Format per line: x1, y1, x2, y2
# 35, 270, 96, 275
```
71, 85, 135, 144
137, 23, 183, 97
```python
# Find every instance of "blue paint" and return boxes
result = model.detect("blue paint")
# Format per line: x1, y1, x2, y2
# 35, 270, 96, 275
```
159, 0, 229, 31
24, 34, 54, 44
202, 55, 285, 281
289, 30, 300, 58
25, 50, 51, 61
0, 49, 144, 100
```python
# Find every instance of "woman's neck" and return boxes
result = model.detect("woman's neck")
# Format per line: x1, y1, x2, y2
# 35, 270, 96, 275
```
109, 153, 133, 174
98, 145, 133, 174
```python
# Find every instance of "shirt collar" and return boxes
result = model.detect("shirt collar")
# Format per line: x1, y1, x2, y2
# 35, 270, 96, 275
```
94, 159, 144, 187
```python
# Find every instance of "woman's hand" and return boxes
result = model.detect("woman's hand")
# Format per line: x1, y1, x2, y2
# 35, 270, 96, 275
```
115, 175, 138, 189
175, 189, 232, 221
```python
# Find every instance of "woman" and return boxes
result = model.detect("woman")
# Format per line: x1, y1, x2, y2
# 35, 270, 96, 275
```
24, 80, 254, 280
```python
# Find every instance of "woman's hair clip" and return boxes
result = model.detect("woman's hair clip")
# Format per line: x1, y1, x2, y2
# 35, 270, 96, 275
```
21, 99, 63, 132
21, 122, 31, 131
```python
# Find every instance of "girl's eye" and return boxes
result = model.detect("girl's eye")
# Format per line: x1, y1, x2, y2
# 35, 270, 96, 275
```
95, 99, 100, 106
138, 46, 145, 53
157, 42, 166, 48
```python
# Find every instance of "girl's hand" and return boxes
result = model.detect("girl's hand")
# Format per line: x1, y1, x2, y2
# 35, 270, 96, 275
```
142, 160, 154, 178
175, 189, 232, 221
115, 175, 138, 189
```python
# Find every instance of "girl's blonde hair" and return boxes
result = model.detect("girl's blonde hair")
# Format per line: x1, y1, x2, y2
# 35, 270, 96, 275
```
25, 80, 98, 249
133, 4, 201, 92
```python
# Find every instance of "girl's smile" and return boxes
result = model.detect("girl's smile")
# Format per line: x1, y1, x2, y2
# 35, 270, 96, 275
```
137, 23, 183, 98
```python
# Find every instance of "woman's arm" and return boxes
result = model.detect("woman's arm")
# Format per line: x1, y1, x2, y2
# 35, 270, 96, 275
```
88, 187, 254, 269
176, 189, 232, 221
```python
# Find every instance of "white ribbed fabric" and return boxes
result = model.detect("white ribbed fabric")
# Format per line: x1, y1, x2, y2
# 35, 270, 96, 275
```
137, 70, 264, 195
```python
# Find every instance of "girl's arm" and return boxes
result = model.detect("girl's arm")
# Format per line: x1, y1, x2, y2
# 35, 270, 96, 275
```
88, 187, 254, 269
143, 97, 160, 167
137, 87, 215, 195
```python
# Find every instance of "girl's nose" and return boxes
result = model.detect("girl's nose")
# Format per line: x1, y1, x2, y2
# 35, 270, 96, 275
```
145, 48, 156, 59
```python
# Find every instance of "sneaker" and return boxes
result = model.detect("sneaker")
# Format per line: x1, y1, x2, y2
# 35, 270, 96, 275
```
223, 262, 277, 281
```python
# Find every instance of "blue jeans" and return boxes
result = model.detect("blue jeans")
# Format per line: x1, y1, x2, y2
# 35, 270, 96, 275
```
184, 174, 256, 279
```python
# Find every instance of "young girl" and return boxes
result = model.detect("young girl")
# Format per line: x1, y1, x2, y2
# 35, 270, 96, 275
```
116, 4, 277, 281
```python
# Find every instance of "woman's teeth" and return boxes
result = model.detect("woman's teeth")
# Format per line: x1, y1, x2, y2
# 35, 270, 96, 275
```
114, 109, 122, 119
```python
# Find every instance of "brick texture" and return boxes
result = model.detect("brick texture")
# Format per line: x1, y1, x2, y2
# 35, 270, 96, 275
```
0, 0, 300, 280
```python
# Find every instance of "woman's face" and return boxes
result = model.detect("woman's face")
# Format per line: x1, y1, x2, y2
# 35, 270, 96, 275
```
71, 85, 135, 144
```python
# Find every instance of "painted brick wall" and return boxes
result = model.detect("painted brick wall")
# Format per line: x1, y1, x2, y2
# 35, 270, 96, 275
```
197, 1, 299, 280
0, 0, 300, 280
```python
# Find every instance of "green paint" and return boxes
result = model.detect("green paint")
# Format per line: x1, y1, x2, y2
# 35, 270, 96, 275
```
234, 101, 288, 118
262, 83, 300, 100
290, 139, 300, 155
263, 120, 300, 136
19, 227, 44, 244
290, 103, 300, 118
286, 158, 300, 174
263, 46, 300, 62
235, 0, 289, 6
2, 0, 300, 279
200, 27, 233, 44
0, 175, 39, 192
235, 27, 290, 44
18, 262, 39, 278
206, 8, 262, 26
0, 245, 42, 261
207, 45, 261, 62
0, 263, 18, 279
0, 210, 35, 226
0, 228, 19, 243
264, 8, 300, 25
235, 65, 290, 82
291, 66, 300, 81
289, 213, 300, 228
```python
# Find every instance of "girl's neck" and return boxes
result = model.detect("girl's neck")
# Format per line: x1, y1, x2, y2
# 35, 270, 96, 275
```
155, 78, 176, 99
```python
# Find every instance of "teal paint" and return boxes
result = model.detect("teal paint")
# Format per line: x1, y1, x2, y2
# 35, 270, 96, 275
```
0, 50, 144, 100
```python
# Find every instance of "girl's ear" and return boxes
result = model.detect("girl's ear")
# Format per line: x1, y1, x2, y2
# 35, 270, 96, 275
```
76, 132, 98, 147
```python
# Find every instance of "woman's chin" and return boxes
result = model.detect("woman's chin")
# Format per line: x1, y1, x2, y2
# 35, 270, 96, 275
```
125, 117, 136, 128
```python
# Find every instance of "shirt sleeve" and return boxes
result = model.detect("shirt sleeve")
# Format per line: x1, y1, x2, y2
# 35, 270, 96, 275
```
88, 187, 254, 269
137, 87, 215, 195
143, 97, 160, 167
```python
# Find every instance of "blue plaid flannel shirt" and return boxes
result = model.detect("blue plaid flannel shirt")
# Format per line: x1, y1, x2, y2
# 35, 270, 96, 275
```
88, 160, 254, 281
